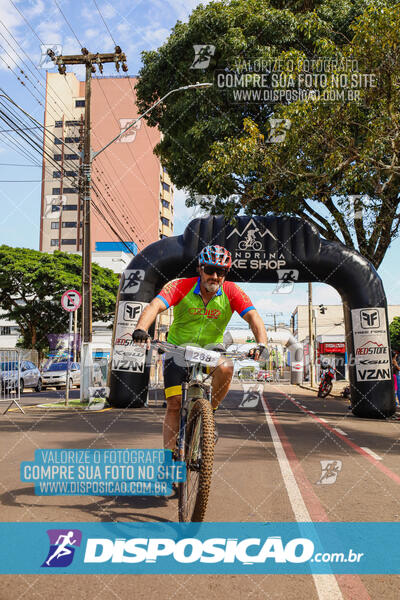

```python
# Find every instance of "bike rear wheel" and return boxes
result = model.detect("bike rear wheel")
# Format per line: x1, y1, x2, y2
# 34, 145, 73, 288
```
178, 397, 214, 522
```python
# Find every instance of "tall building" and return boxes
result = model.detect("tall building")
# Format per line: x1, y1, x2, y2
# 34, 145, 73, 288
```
39, 72, 174, 254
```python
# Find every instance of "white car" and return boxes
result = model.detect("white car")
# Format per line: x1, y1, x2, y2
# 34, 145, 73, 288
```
0, 360, 42, 393
41, 362, 103, 389
42, 362, 81, 389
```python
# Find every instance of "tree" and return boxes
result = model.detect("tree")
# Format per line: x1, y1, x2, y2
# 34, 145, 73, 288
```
390, 317, 400, 350
0, 246, 119, 360
136, 0, 400, 268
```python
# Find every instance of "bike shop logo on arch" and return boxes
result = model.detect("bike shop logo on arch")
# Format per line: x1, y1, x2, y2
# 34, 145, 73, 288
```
227, 219, 286, 270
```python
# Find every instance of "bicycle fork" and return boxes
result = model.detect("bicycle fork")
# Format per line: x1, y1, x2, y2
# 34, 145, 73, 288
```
177, 381, 205, 462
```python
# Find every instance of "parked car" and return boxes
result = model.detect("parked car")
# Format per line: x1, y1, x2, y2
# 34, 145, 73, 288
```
0, 360, 42, 393
41, 362, 103, 389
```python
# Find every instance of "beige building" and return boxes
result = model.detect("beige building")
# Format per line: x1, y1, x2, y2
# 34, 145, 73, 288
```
39, 72, 173, 254
292, 304, 400, 342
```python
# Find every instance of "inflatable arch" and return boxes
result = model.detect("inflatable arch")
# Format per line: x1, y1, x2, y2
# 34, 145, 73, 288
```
109, 215, 395, 419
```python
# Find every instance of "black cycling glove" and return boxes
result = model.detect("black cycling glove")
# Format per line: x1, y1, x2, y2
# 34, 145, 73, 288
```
248, 345, 268, 360
132, 329, 151, 343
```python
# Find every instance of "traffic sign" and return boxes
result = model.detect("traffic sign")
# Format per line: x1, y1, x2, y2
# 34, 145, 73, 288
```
61, 289, 82, 312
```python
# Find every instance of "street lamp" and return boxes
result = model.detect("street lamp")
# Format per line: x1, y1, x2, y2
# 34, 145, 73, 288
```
93, 82, 213, 159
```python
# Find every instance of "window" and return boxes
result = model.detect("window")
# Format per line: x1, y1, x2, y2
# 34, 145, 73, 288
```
54, 137, 63, 145
63, 204, 78, 211
161, 217, 169, 227
52, 187, 61, 194
65, 137, 80, 143
51, 222, 59, 229
62, 222, 77, 228
53, 154, 62, 161
61, 239, 76, 245
162, 199, 170, 209
66, 120, 81, 126
51, 205, 61, 212
53, 171, 61, 178
75, 99, 85, 107
50, 239, 59, 246
65, 153, 79, 160
63, 187, 78, 194
65, 170, 77, 177
162, 182, 170, 192
55, 121, 63, 128
0, 326, 11, 335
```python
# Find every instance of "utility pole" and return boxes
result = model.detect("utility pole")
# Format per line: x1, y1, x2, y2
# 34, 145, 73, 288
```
266, 312, 283, 332
48, 47, 128, 401
308, 282, 315, 387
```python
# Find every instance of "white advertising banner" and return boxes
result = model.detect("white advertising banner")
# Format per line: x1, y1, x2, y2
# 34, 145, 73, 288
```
112, 301, 149, 373
351, 307, 391, 382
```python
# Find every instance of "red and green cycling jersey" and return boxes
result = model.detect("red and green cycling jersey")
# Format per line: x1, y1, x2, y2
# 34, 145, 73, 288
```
156, 277, 255, 348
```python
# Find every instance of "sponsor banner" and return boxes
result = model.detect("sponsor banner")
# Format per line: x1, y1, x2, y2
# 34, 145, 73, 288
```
113, 301, 148, 373
0, 522, 400, 574
20, 449, 185, 497
351, 308, 391, 382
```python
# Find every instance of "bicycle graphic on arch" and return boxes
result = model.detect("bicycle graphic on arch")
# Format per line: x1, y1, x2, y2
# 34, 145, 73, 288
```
238, 229, 262, 251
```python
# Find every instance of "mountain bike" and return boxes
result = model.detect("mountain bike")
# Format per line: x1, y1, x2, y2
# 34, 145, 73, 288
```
152, 341, 246, 522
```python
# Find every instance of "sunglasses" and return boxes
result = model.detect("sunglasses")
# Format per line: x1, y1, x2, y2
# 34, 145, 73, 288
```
202, 265, 228, 277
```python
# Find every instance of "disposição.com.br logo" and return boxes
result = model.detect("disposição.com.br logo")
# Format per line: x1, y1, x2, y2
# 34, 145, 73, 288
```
41, 529, 82, 568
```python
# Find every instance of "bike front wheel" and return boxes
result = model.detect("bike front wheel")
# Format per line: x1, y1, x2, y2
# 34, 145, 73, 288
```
178, 397, 214, 522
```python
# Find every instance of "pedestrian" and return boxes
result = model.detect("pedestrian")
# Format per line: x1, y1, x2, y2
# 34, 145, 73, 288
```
393, 350, 400, 406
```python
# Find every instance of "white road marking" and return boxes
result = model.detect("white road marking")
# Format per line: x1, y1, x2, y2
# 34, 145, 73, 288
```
319, 417, 328, 423
333, 428, 347, 436
261, 395, 343, 600
361, 447, 382, 461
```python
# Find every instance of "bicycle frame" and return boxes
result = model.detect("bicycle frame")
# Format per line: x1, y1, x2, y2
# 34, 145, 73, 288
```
177, 362, 213, 462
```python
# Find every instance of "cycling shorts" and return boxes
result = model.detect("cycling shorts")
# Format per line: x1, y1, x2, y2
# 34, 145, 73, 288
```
163, 355, 214, 399
163, 355, 187, 399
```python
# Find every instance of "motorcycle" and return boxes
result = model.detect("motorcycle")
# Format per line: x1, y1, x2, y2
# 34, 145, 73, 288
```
318, 366, 335, 398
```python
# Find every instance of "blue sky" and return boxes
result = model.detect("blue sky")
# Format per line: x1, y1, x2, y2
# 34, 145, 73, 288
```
0, 0, 399, 326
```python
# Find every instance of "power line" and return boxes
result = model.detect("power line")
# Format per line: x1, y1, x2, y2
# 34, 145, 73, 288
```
53, 0, 82, 49
92, 0, 116, 46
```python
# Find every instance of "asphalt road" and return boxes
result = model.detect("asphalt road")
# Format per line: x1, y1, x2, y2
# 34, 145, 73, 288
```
1, 383, 399, 599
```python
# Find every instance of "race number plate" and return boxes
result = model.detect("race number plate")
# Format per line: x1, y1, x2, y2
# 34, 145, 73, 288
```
184, 346, 220, 367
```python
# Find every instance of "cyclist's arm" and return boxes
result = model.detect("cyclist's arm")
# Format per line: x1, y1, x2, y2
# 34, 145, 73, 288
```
135, 297, 167, 332
242, 309, 268, 345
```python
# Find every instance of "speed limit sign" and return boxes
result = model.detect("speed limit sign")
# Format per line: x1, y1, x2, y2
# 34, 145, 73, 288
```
61, 289, 82, 312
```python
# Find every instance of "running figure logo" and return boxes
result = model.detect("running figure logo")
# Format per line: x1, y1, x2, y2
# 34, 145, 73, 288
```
190, 44, 215, 69
316, 460, 342, 485
42, 529, 82, 568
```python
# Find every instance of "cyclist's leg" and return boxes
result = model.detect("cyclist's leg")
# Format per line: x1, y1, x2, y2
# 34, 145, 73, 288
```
211, 356, 234, 409
163, 392, 182, 450
162, 355, 186, 450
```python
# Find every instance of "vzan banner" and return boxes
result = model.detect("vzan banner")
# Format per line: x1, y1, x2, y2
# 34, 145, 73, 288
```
351, 307, 391, 382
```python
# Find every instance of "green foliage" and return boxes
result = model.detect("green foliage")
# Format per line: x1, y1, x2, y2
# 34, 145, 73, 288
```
390, 317, 400, 350
136, 0, 400, 268
0, 246, 119, 355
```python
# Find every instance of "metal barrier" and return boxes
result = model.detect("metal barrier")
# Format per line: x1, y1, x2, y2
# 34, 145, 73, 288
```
0, 349, 24, 414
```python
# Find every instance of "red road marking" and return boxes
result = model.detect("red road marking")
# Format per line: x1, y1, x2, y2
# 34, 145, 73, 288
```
263, 393, 371, 600
273, 386, 400, 486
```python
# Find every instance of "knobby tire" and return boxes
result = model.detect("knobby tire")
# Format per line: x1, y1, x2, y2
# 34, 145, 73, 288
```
178, 397, 214, 522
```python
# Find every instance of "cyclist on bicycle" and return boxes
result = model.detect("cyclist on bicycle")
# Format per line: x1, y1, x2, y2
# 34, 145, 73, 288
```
132, 245, 268, 450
